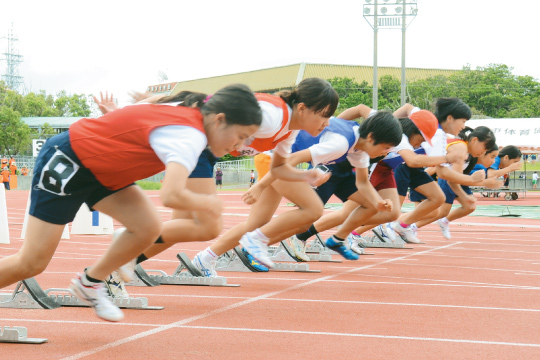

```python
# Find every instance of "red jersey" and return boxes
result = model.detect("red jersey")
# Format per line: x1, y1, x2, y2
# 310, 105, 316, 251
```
69, 103, 205, 190
230, 93, 291, 157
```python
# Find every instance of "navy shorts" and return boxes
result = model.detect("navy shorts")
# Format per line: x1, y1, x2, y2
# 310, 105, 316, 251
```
438, 178, 473, 204
314, 161, 357, 204
29, 131, 130, 225
394, 163, 435, 197
189, 148, 218, 178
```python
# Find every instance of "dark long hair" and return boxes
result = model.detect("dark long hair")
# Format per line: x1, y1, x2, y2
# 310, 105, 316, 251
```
458, 126, 496, 150
498, 145, 522, 160
275, 78, 339, 118
434, 97, 471, 124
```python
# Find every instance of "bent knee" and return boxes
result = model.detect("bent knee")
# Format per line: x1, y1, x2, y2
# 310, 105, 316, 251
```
15, 256, 48, 279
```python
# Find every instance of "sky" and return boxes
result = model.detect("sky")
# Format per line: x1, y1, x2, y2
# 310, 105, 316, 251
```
1, 0, 540, 107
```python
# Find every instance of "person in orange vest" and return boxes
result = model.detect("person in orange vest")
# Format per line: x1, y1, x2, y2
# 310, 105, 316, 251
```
1, 167, 10, 190
8, 156, 15, 167
21, 166, 29, 176
9, 160, 17, 175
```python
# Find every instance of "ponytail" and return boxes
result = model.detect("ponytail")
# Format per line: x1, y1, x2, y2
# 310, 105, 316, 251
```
498, 145, 522, 160
275, 77, 339, 118
157, 91, 208, 108
201, 84, 262, 127
458, 126, 496, 150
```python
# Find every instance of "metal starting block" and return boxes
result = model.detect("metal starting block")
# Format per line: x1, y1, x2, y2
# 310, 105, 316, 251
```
126, 254, 239, 287
305, 234, 363, 259
215, 246, 320, 273
0, 326, 47, 344
215, 247, 260, 273
0, 278, 162, 310
267, 242, 321, 272
358, 234, 408, 249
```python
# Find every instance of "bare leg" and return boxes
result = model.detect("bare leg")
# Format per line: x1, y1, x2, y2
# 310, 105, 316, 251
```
140, 178, 219, 259
87, 186, 162, 280
210, 184, 283, 256
398, 182, 445, 225
0, 216, 64, 288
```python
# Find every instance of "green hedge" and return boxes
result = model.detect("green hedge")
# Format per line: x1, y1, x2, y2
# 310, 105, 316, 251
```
136, 181, 162, 190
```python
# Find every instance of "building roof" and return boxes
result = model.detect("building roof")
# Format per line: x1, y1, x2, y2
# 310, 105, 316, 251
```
167, 63, 459, 95
21, 117, 83, 128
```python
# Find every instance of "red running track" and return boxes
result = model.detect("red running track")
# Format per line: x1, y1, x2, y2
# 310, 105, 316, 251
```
1, 190, 540, 359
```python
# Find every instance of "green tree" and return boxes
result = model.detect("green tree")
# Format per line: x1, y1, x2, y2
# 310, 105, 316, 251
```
0, 106, 31, 155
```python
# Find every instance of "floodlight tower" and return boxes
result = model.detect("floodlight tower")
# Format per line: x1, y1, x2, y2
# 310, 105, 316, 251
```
1, 24, 24, 92
363, 0, 418, 107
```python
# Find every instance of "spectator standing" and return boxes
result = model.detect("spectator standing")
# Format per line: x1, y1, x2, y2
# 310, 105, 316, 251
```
215, 167, 223, 190
249, 170, 255, 187
533, 171, 538, 189
1, 167, 10, 190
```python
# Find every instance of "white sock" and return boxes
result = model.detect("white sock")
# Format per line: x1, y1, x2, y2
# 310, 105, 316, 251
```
441, 217, 449, 224
250, 229, 269, 243
204, 247, 218, 258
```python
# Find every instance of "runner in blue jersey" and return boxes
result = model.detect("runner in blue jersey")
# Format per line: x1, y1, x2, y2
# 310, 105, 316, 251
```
251, 105, 402, 262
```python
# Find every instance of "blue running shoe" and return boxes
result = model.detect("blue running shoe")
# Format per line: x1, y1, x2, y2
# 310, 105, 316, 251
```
242, 248, 269, 272
325, 236, 359, 260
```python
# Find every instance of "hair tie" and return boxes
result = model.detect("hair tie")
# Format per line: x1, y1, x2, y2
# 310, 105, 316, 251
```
203, 95, 213, 103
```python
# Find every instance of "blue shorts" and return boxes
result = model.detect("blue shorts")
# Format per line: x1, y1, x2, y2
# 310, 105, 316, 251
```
189, 148, 218, 178
438, 178, 473, 204
314, 161, 357, 204
394, 163, 434, 197
29, 131, 130, 225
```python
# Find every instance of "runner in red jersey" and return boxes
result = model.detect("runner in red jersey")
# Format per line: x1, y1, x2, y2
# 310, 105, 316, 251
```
0, 84, 261, 322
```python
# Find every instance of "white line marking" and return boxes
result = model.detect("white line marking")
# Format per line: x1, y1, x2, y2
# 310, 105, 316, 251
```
178, 325, 540, 347
59, 242, 461, 360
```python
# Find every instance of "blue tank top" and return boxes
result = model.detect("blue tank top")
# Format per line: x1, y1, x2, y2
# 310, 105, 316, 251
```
291, 117, 358, 165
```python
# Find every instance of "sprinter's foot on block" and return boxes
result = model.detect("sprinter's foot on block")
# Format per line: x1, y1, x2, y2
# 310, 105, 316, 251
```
325, 236, 359, 260
239, 233, 274, 268
70, 274, 124, 322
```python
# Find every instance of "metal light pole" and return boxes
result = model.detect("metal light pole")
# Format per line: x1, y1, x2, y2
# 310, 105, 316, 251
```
363, 0, 418, 107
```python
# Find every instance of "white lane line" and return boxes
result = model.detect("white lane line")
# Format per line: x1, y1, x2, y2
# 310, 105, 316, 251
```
59, 242, 461, 360
3, 318, 539, 348
395, 262, 540, 275
178, 325, 540, 347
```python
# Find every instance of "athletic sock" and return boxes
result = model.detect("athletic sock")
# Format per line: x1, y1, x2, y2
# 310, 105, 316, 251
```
82, 271, 102, 286
296, 224, 318, 241
351, 230, 361, 236
204, 247, 218, 258
399, 221, 410, 228
332, 235, 345, 242
136, 254, 148, 264
250, 229, 269, 243
154, 236, 164, 244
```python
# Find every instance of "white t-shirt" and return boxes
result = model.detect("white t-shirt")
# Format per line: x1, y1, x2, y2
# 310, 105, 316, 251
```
234, 100, 295, 157
308, 123, 369, 169
149, 125, 207, 173
532, 173, 538, 181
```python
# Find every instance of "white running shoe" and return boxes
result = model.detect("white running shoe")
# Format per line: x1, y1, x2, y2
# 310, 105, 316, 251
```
436, 218, 451, 240
388, 221, 421, 244
347, 234, 364, 255
70, 274, 124, 322
373, 224, 394, 242
105, 271, 129, 298
239, 233, 274, 268
287, 235, 310, 262
193, 252, 218, 278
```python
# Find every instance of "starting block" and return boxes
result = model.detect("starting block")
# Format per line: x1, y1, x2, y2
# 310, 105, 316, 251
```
0, 326, 47, 344
215, 246, 320, 273
126, 254, 239, 287
215, 247, 258, 273
0, 277, 162, 310
358, 233, 408, 249
305, 234, 365, 259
